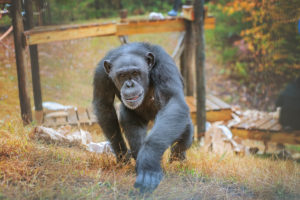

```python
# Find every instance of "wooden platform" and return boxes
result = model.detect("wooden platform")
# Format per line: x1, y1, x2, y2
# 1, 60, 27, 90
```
24, 17, 215, 45
186, 95, 232, 124
42, 107, 98, 127
41, 95, 232, 127
230, 113, 300, 144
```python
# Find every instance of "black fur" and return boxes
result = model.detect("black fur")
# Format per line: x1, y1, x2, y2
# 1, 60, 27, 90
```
93, 43, 193, 192
276, 77, 300, 130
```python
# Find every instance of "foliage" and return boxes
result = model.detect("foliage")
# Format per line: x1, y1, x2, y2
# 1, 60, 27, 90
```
207, 0, 300, 83
0, 15, 11, 26
40, 0, 173, 24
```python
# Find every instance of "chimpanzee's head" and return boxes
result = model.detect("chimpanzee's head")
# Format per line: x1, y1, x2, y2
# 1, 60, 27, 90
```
103, 52, 155, 109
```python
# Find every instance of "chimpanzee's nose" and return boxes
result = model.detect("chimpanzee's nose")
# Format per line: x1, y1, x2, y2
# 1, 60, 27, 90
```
126, 80, 134, 88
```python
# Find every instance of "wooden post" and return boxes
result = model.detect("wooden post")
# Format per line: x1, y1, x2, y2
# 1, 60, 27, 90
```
24, 0, 43, 123
180, 20, 195, 96
46, 0, 52, 25
180, 0, 195, 96
11, 0, 33, 124
194, 0, 206, 138
35, 0, 43, 25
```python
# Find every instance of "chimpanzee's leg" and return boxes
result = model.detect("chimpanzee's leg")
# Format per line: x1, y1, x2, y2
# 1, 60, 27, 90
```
170, 120, 193, 162
119, 104, 148, 160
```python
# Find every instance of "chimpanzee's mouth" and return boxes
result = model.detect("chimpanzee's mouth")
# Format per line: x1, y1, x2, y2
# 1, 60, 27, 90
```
126, 93, 143, 101
121, 91, 144, 110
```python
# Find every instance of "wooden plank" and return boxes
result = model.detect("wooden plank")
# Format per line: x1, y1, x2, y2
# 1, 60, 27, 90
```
185, 96, 232, 113
190, 109, 232, 124
270, 123, 282, 132
233, 116, 253, 129
185, 96, 196, 113
206, 98, 219, 110
24, 18, 215, 45
116, 18, 185, 36
87, 107, 98, 123
43, 114, 56, 127
45, 111, 68, 118
24, 23, 116, 45
235, 117, 263, 130
12, 0, 33, 124
207, 95, 230, 109
259, 118, 278, 130
207, 109, 232, 122
77, 107, 90, 125
231, 128, 300, 145
172, 32, 185, 61
67, 108, 78, 126
252, 115, 274, 130
55, 116, 67, 126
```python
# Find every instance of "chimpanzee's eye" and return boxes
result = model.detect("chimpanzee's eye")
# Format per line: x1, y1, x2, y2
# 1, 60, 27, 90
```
119, 74, 126, 78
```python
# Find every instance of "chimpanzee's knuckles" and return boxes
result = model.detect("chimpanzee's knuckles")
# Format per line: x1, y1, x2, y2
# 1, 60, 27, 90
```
134, 170, 163, 193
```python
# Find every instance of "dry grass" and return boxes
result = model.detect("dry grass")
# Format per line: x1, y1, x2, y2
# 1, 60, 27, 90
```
1, 119, 299, 199
0, 19, 300, 199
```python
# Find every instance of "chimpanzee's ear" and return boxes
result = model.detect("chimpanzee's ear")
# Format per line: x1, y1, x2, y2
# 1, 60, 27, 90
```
146, 52, 155, 70
103, 60, 112, 74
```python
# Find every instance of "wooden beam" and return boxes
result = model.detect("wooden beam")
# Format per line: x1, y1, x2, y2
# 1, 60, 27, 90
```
24, 23, 117, 45
11, 0, 32, 124
231, 128, 300, 145
172, 32, 185, 61
24, 18, 215, 45
194, 0, 206, 138
116, 18, 185, 35
190, 109, 232, 124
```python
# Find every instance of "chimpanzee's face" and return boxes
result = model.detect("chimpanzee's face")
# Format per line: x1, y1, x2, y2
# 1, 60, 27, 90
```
103, 53, 155, 109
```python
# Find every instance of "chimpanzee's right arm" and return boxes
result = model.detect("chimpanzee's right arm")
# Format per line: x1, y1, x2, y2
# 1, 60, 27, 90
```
93, 63, 128, 161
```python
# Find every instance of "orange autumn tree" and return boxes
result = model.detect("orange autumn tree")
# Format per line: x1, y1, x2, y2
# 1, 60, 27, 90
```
216, 0, 300, 80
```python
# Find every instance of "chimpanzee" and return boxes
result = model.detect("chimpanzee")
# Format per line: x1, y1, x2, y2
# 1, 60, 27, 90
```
276, 76, 300, 130
93, 42, 193, 192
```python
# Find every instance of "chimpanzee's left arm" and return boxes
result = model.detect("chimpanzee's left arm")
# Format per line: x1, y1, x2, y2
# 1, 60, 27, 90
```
134, 94, 192, 192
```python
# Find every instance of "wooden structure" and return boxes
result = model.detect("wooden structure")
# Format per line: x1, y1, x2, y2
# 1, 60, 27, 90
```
9, 0, 214, 135
186, 96, 232, 124
24, 17, 215, 45
43, 107, 97, 127
230, 113, 300, 144
41, 95, 231, 127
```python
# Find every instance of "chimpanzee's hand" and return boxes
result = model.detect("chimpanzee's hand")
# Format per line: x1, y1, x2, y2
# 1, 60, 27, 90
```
134, 169, 163, 193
